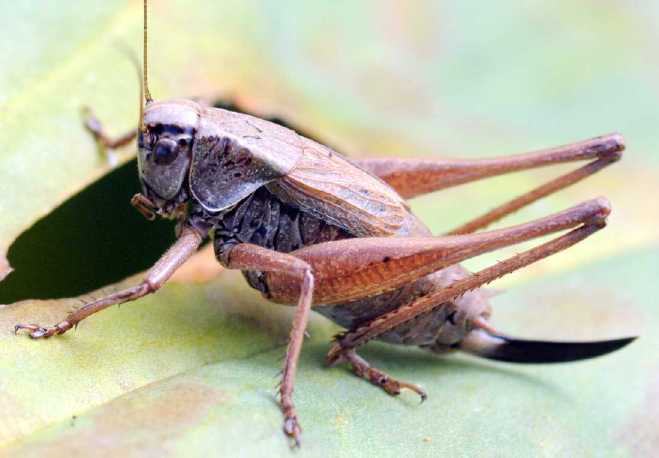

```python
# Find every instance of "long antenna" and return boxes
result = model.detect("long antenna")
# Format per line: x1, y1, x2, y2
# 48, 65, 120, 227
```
143, 0, 152, 102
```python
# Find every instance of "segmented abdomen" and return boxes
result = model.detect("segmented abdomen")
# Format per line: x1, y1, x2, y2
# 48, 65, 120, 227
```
209, 185, 490, 349
211, 186, 352, 294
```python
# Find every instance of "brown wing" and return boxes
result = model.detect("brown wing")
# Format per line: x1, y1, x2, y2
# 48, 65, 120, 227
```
190, 107, 303, 212
201, 106, 305, 169
270, 137, 412, 237
200, 106, 411, 236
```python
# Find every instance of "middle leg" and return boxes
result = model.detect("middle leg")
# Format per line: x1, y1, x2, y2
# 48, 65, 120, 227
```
218, 243, 314, 447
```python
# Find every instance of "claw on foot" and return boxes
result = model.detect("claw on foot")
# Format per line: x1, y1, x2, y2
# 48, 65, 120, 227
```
81, 106, 101, 134
283, 414, 302, 448
368, 369, 427, 402
14, 321, 72, 339
393, 380, 428, 403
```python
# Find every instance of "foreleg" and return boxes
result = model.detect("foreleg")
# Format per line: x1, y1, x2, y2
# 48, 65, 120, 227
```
82, 107, 139, 149
15, 226, 202, 338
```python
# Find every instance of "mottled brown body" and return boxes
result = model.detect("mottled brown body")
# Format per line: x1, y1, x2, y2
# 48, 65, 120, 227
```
16, 98, 632, 447
208, 185, 487, 351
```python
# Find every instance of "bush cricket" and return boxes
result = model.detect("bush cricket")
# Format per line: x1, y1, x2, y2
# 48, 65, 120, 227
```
15, 1, 636, 446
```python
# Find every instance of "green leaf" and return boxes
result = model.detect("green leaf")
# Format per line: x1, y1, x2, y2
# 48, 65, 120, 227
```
1, 250, 656, 456
1, 1, 657, 456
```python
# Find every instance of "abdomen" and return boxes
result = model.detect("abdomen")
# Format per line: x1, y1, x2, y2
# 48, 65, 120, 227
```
212, 186, 354, 294
211, 185, 484, 348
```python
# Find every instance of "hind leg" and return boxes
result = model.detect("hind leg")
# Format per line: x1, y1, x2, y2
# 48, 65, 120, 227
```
334, 349, 427, 401
327, 220, 608, 362
265, 198, 609, 306
357, 133, 623, 234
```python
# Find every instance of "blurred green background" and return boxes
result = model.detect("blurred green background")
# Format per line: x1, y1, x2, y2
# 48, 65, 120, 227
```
0, 1, 657, 456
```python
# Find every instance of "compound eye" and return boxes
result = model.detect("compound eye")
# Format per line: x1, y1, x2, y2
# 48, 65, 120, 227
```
153, 139, 179, 165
